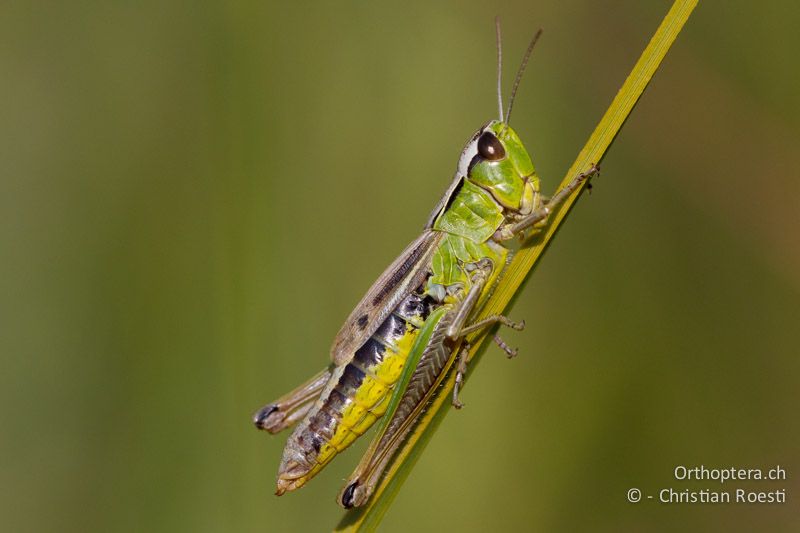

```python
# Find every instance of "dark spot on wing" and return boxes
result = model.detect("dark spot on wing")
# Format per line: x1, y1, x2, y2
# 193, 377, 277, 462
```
356, 314, 369, 329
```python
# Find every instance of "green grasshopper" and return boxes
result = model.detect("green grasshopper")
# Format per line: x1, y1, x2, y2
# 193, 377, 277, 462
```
253, 22, 598, 508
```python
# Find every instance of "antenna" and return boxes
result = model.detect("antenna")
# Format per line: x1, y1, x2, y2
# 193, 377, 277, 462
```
495, 17, 504, 123
504, 28, 543, 127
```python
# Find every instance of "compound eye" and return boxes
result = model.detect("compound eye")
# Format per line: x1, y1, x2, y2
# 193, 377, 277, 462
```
477, 131, 506, 161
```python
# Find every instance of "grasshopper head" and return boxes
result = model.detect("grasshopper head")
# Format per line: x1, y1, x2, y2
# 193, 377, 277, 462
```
463, 21, 544, 212
465, 120, 540, 211
425, 24, 544, 228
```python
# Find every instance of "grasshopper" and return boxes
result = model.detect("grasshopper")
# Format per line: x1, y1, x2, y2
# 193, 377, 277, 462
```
253, 22, 598, 508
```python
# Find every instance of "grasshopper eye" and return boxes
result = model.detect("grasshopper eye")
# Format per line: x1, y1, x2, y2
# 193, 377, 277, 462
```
477, 132, 505, 161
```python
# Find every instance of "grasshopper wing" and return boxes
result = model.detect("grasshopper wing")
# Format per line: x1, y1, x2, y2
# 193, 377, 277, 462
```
330, 229, 443, 365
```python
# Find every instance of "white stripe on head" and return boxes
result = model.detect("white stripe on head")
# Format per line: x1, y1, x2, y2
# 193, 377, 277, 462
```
424, 123, 490, 229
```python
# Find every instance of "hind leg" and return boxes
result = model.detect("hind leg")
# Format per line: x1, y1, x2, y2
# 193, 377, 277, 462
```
253, 367, 331, 433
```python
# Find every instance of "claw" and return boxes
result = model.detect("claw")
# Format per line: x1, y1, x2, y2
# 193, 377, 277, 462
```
493, 334, 519, 358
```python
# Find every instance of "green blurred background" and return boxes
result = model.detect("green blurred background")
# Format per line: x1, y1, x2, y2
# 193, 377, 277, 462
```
2, 1, 798, 531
